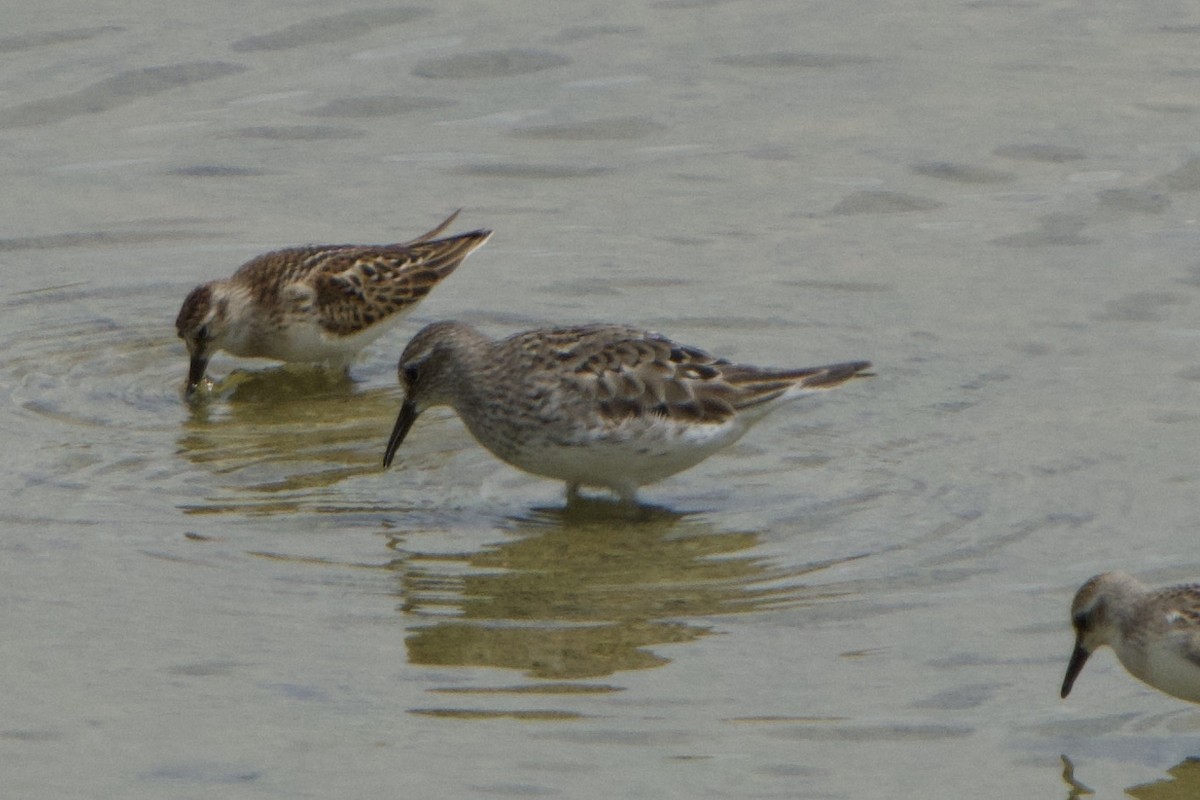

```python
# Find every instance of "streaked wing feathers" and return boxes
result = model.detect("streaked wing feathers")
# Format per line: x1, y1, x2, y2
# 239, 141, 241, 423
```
312, 228, 491, 336
547, 326, 869, 424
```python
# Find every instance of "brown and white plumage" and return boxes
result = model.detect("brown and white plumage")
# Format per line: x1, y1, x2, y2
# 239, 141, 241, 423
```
175, 210, 491, 394
383, 321, 871, 501
1062, 571, 1200, 703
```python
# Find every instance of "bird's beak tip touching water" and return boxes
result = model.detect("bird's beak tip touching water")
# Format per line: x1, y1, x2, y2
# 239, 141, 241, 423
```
185, 355, 210, 397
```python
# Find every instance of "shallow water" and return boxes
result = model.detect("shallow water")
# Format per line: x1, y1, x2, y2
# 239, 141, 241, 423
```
3, 1, 1200, 797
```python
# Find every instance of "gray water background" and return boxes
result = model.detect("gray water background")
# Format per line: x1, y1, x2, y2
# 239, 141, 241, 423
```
3, 1, 1200, 797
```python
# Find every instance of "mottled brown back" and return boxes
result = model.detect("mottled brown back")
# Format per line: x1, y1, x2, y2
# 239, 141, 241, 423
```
502, 324, 870, 425
220, 211, 491, 336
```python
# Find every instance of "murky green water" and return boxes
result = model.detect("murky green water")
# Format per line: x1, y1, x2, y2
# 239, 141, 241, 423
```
3, 1, 1200, 797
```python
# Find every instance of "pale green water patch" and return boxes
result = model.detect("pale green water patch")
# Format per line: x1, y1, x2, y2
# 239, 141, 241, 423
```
389, 506, 864, 680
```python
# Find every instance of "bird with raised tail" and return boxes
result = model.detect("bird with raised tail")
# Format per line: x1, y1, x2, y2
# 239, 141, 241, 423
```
175, 210, 491, 395
382, 321, 871, 502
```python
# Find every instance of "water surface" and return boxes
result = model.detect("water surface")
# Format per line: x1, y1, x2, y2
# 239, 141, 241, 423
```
3, 1, 1200, 797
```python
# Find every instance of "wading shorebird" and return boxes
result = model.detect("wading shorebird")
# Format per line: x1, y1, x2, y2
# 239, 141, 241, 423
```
175, 210, 491, 395
1062, 571, 1200, 703
382, 321, 871, 502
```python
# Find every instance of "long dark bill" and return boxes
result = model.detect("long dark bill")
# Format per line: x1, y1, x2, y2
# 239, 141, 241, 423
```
185, 355, 210, 396
382, 400, 419, 468
1060, 640, 1091, 699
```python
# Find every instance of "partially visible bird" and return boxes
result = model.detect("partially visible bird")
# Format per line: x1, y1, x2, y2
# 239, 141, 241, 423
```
1062, 571, 1200, 703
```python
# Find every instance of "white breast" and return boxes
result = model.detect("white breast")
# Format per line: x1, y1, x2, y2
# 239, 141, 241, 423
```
506, 416, 750, 491
1119, 633, 1200, 703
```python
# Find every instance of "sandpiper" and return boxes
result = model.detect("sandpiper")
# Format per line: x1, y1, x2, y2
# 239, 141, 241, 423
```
382, 321, 871, 502
175, 210, 491, 395
1062, 571, 1200, 703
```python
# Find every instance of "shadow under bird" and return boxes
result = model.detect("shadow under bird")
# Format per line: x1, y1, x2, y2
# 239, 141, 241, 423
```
175, 210, 491, 396
382, 321, 871, 502
1062, 571, 1200, 703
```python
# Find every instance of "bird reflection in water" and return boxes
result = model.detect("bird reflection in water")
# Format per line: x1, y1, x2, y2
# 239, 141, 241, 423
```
1059, 755, 1200, 800
176, 367, 398, 515
1127, 758, 1200, 800
389, 501, 861, 680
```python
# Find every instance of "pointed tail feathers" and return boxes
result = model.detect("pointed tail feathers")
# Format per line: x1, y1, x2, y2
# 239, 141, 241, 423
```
404, 209, 462, 245
789, 360, 873, 390
413, 229, 493, 275
725, 360, 871, 411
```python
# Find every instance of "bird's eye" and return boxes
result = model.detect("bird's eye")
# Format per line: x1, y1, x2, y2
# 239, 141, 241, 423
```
403, 364, 420, 385
1072, 611, 1088, 629
196, 324, 210, 343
